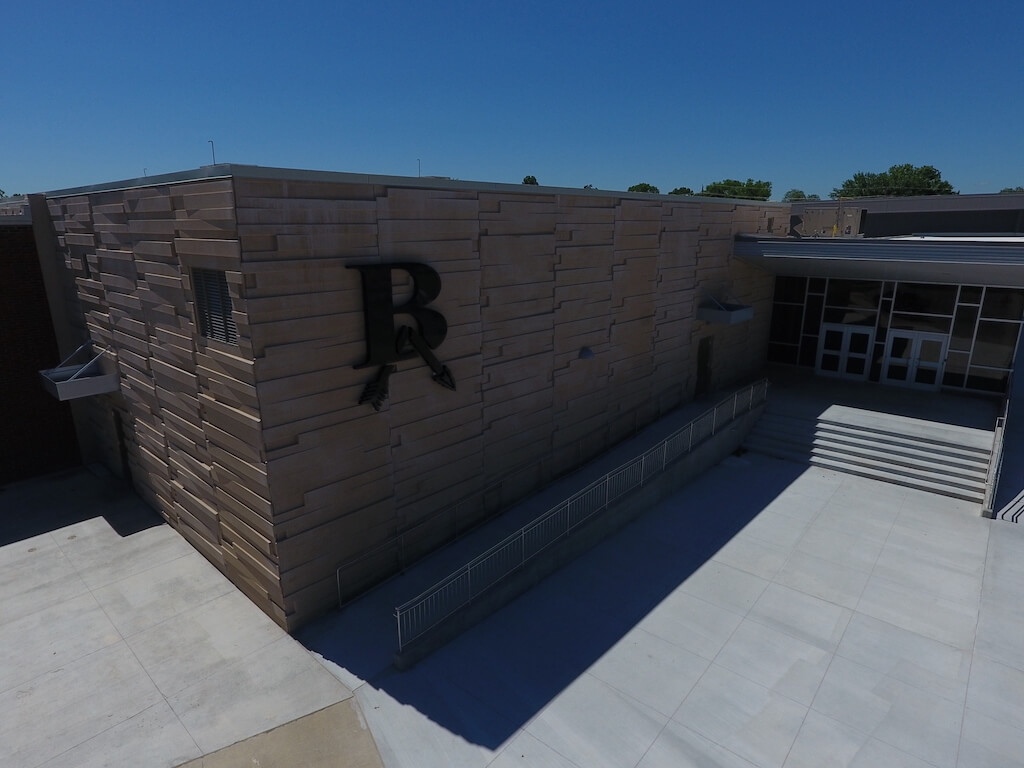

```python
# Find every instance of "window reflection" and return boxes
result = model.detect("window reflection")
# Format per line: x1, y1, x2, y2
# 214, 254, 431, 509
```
972, 321, 1019, 368
981, 288, 1024, 321
893, 283, 956, 315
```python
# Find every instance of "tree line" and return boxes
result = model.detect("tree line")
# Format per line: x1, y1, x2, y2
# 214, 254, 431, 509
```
523, 165, 1024, 201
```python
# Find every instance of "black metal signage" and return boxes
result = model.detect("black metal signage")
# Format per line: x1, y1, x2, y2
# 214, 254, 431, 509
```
348, 263, 455, 410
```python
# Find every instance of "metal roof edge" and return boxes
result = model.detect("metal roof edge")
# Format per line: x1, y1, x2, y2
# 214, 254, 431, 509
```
43, 164, 788, 206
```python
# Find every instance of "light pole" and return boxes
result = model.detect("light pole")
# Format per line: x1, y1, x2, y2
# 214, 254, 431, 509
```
209, 140, 216, 165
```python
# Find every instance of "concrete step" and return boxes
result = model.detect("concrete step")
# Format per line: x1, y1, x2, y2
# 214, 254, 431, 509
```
814, 422, 992, 463
740, 439, 814, 467
747, 429, 991, 475
819, 405, 994, 454
807, 446, 987, 494
745, 433, 987, 491
742, 434, 813, 462
808, 455, 985, 503
808, 433, 990, 477
744, 428, 814, 453
743, 404, 995, 503
761, 407, 993, 457
748, 410, 992, 463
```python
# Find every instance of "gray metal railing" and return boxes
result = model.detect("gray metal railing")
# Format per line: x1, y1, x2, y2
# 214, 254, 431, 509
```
337, 383, 701, 608
983, 415, 1007, 518
984, 380, 1012, 519
394, 378, 769, 652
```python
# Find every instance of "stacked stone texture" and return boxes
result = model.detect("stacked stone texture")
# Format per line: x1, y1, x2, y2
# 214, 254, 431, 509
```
48, 174, 787, 629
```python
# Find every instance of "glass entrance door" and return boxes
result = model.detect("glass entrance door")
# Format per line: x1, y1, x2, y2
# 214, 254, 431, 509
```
882, 330, 948, 390
817, 323, 874, 381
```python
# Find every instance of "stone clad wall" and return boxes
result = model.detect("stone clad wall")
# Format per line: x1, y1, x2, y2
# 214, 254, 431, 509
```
233, 176, 786, 626
46, 179, 289, 624
46, 171, 786, 630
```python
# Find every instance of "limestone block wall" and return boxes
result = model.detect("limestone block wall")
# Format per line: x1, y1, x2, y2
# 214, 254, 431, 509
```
45, 179, 287, 624
45, 168, 787, 630
232, 174, 787, 626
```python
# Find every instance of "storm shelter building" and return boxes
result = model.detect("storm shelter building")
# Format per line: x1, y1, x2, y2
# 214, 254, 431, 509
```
23, 166, 788, 630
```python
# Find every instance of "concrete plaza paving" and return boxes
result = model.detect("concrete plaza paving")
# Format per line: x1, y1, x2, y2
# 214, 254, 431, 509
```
0, 469, 382, 768
304, 449, 1024, 768
5, 378, 1024, 767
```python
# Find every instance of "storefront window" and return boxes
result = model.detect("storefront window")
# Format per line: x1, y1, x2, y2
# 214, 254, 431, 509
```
824, 308, 876, 326
971, 320, 1020, 368
770, 305, 803, 345
959, 286, 982, 305
950, 306, 978, 351
981, 288, 1024, 321
967, 368, 1010, 393
803, 295, 824, 334
893, 283, 956, 315
774, 276, 807, 304
826, 279, 880, 310
767, 343, 799, 365
889, 313, 951, 335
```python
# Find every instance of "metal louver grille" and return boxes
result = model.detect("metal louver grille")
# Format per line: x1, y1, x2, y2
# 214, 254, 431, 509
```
192, 268, 237, 343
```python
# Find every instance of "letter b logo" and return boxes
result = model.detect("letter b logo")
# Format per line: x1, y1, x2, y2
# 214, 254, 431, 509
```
348, 263, 448, 369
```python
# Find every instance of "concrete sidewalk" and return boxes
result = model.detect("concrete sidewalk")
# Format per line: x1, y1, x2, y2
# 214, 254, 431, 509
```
6, 369, 1024, 767
303, 451, 1024, 768
0, 468, 383, 768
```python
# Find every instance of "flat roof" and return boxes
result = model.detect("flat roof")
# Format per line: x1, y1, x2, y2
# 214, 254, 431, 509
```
0, 196, 32, 224
43, 164, 781, 207
735, 234, 1024, 287
791, 192, 1024, 214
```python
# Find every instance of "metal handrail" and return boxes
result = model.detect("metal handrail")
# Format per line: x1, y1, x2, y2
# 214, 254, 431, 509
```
983, 416, 1007, 517
393, 379, 769, 652
984, 379, 1012, 518
336, 383, 711, 608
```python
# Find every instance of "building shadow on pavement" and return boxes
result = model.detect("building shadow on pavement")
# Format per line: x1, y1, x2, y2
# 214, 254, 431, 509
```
0, 466, 163, 547
301, 452, 808, 749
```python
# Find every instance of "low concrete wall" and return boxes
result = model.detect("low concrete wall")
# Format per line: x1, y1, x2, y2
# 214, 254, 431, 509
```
393, 403, 763, 669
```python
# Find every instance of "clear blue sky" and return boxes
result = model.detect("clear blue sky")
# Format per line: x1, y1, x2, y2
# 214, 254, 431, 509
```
3, 0, 1021, 199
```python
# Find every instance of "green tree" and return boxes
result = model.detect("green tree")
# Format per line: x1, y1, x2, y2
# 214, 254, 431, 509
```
522, 175, 538, 185
628, 183, 660, 194
669, 186, 694, 195
831, 164, 955, 198
782, 189, 820, 201
1000, 186, 1024, 194
701, 178, 772, 201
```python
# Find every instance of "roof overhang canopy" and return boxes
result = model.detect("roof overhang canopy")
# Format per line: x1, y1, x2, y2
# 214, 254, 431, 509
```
735, 236, 1024, 288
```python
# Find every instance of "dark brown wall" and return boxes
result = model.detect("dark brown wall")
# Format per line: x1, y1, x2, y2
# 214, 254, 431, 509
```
0, 223, 79, 483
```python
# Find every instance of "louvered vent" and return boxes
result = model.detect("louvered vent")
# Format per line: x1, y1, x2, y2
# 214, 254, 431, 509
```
192, 268, 237, 343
